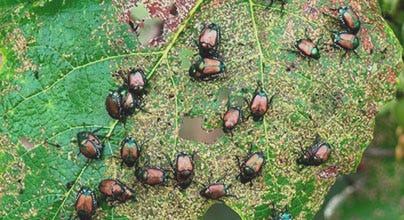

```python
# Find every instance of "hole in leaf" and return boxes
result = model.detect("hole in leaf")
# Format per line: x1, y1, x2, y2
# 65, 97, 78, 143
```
179, 116, 224, 144
203, 203, 241, 220
19, 137, 35, 150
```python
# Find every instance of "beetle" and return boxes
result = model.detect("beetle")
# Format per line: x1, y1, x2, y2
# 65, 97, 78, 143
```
167, 152, 196, 190
135, 166, 168, 186
223, 104, 242, 135
323, 6, 361, 34
189, 57, 225, 81
249, 81, 275, 121
200, 177, 236, 200
99, 179, 135, 203
286, 28, 322, 61
198, 23, 221, 58
128, 68, 147, 94
119, 87, 149, 115
330, 31, 359, 64
236, 148, 266, 186
296, 141, 332, 166
75, 187, 97, 220
105, 89, 124, 120
77, 129, 104, 159
119, 68, 147, 95
270, 203, 293, 220
120, 137, 143, 167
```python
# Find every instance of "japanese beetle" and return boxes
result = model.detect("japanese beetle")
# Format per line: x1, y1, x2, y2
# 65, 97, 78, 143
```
128, 68, 147, 94
99, 179, 135, 203
77, 130, 103, 159
105, 89, 124, 120
270, 203, 293, 220
223, 105, 242, 134
119, 68, 147, 95
167, 152, 196, 190
249, 81, 275, 121
135, 166, 168, 186
236, 149, 266, 186
286, 28, 322, 61
189, 57, 225, 81
323, 6, 361, 34
330, 31, 359, 63
296, 142, 332, 166
75, 187, 97, 220
120, 137, 143, 167
198, 23, 221, 58
200, 177, 236, 200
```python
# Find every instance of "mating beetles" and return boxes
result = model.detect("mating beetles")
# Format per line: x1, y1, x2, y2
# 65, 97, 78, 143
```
189, 57, 225, 81
249, 81, 274, 121
223, 106, 242, 134
198, 23, 221, 57
99, 179, 135, 203
296, 142, 332, 166
120, 137, 142, 167
200, 178, 235, 200
105, 89, 124, 120
270, 203, 293, 220
168, 152, 195, 190
77, 130, 103, 159
75, 188, 97, 220
135, 166, 168, 186
236, 150, 266, 186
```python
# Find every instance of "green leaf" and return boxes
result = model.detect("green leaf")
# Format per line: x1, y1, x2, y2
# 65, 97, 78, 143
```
0, 0, 402, 219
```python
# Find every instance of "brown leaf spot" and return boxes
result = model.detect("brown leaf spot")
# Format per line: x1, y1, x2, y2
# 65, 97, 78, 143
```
366, 102, 378, 119
317, 165, 340, 179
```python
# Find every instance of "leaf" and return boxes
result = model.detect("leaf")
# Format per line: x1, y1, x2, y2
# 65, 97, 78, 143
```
0, 0, 402, 219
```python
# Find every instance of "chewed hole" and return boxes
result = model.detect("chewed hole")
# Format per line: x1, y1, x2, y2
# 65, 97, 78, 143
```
203, 203, 241, 220
179, 116, 224, 144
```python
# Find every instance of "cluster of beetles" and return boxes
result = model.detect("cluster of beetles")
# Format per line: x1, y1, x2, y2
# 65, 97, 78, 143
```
71, 2, 364, 219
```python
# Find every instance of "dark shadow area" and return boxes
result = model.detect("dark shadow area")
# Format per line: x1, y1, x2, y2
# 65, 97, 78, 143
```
203, 203, 241, 220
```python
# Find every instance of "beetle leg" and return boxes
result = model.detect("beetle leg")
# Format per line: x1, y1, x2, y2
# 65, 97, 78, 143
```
322, 11, 339, 21
280, 0, 287, 14
225, 194, 238, 199
353, 49, 360, 58
304, 27, 310, 40
282, 48, 300, 55
340, 51, 348, 64
316, 35, 324, 48
235, 155, 242, 170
